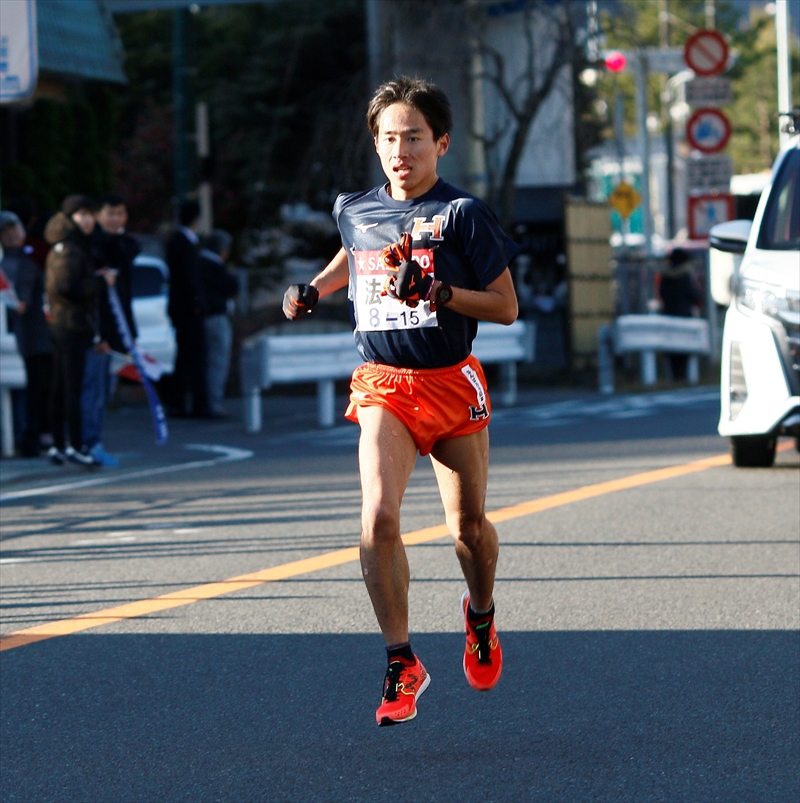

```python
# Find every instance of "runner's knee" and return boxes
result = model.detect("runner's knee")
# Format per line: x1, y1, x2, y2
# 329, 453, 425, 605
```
447, 511, 488, 549
361, 501, 402, 545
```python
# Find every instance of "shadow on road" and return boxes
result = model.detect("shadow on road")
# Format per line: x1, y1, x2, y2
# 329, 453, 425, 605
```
2, 630, 797, 802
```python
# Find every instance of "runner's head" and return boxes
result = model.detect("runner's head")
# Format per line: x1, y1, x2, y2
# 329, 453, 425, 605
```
367, 77, 452, 142
367, 77, 451, 200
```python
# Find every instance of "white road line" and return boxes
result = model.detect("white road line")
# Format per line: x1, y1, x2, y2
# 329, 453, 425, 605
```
0, 444, 253, 504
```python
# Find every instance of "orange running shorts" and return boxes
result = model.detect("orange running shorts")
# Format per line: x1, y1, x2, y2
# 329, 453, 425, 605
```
345, 354, 491, 455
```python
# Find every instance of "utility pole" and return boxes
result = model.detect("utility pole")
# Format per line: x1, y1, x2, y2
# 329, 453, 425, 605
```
658, 0, 675, 240
633, 51, 653, 256
776, 0, 793, 150
705, 0, 715, 30
172, 8, 188, 204
196, 101, 212, 234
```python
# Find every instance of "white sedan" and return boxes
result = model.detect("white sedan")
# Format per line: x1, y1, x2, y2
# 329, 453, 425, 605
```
130, 254, 176, 374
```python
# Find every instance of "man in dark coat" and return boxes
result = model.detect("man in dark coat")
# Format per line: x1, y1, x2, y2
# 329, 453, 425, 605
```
44, 195, 114, 466
659, 247, 704, 381
1, 211, 52, 457
81, 193, 140, 466
165, 200, 209, 417
199, 229, 239, 417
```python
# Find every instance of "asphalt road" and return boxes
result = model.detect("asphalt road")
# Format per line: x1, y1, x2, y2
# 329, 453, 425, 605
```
1, 385, 798, 803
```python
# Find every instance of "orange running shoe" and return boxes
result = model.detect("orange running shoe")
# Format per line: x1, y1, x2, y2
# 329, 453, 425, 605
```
375, 655, 431, 726
461, 591, 502, 691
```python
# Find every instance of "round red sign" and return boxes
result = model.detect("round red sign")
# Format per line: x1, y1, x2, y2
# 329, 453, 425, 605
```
684, 30, 729, 77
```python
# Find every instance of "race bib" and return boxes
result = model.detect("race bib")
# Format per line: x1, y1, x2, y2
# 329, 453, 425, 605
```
353, 248, 437, 331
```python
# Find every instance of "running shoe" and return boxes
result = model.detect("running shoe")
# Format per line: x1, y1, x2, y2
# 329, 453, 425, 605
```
461, 591, 502, 691
64, 446, 97, 467
88, 443, 119, 467
47, 446, 65, 466
376, 655, 430, 726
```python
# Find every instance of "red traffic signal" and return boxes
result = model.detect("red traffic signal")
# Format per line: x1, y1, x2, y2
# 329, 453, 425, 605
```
605, 51, 627, 72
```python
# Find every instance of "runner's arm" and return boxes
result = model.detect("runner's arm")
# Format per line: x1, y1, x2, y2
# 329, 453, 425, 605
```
310, 247, 350, 298
432, 267, 518, 325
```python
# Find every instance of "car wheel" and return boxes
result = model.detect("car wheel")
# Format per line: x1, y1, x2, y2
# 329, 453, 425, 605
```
730, 435, 777, 468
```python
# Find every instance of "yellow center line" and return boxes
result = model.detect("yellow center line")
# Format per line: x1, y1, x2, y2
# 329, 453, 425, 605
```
0, 448, 770, 653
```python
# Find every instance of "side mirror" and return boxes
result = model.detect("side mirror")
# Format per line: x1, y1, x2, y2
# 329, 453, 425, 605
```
709, 219, 752, 254
709, 220, 752, 307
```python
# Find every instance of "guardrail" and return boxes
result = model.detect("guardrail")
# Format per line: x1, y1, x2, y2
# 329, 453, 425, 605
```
598, 314, 711, 394
0, 332, 26, 457
240, 320, 534, 433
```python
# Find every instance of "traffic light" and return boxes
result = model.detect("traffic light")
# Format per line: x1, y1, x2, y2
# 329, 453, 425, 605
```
604, 51, 627, 73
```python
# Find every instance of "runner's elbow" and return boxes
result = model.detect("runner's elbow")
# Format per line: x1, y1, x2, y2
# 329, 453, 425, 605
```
494, 299, 518, 326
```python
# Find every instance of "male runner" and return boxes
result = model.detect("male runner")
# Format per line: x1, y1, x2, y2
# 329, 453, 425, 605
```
283, 77, 519, 726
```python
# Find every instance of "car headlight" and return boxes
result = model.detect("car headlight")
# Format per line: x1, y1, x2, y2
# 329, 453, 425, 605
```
736, 278, 800, 326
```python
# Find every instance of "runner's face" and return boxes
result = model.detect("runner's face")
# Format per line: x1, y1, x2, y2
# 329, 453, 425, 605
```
375, 103, 449, 200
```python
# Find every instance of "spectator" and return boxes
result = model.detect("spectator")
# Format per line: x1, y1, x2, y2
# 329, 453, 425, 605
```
659, 247, 703, 381
0, 211, 52, 457
165, 200, 210, 417
199, 230, 238, 418
81, 193, 140, 466
44, 195, 114, 466
7, 197, 50, 270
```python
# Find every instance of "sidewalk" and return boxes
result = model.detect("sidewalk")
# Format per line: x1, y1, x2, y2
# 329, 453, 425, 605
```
0, 384, 608, 490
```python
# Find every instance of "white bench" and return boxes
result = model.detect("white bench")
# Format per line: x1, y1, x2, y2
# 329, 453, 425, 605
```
240, 320, 534, 432
598, 314, 711, 394
0, 331, 26, 457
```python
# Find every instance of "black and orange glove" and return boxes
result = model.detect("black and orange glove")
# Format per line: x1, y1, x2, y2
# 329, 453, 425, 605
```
282, 283, 319, 319
380, 232, 433, 308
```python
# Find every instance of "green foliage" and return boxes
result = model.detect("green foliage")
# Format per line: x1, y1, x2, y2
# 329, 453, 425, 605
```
0, 85, 119, 213
594, 0, 798, 173
113, 0, 370, 233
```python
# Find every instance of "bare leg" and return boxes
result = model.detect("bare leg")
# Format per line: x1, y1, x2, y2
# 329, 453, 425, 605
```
430, 427, 498, 612
356, 405, 418, 646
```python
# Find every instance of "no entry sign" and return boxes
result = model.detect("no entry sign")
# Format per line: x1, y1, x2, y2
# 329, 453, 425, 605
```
686, 108, 732, 154
684, 29, 729, 77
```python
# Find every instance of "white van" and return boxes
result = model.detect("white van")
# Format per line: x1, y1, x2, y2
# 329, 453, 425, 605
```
709, 134, 800, 467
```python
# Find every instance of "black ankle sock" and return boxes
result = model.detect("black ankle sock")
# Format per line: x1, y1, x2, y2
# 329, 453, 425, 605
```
468, 601, 495, 622
386, 642, 415, 664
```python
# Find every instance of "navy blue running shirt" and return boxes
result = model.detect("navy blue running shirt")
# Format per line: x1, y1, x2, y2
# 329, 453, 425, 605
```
334, 179, 521, 368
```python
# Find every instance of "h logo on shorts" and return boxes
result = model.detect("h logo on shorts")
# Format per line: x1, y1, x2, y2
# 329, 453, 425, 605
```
462, 364, 489, 421
469, 403, 489, 421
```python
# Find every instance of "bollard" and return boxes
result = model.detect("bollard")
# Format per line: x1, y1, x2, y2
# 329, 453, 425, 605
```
498, 362, 518, 407
687, 355, 700, 384
317, 380, 335, 428
598, 324, 615, 394
641, 350, 657, 386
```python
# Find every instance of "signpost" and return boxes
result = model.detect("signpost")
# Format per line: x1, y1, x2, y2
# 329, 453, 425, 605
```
685, 76, 733, 108
682, 29, 734, 243
688, 194, 735, 240
0, 0, 38, 104
687, 154, 733, 194
686, 107, 732, 154
684, 29, 729, 77
608, 182, 640, 220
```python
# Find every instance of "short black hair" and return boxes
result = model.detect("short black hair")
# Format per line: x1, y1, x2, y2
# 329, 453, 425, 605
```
179, 199, 201, 227
61, 194, 97, 216
367, 76, 452, 141
97, 192, 127, 209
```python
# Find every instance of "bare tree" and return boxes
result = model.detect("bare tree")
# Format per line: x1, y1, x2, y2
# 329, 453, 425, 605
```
467, 0, 578, 228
